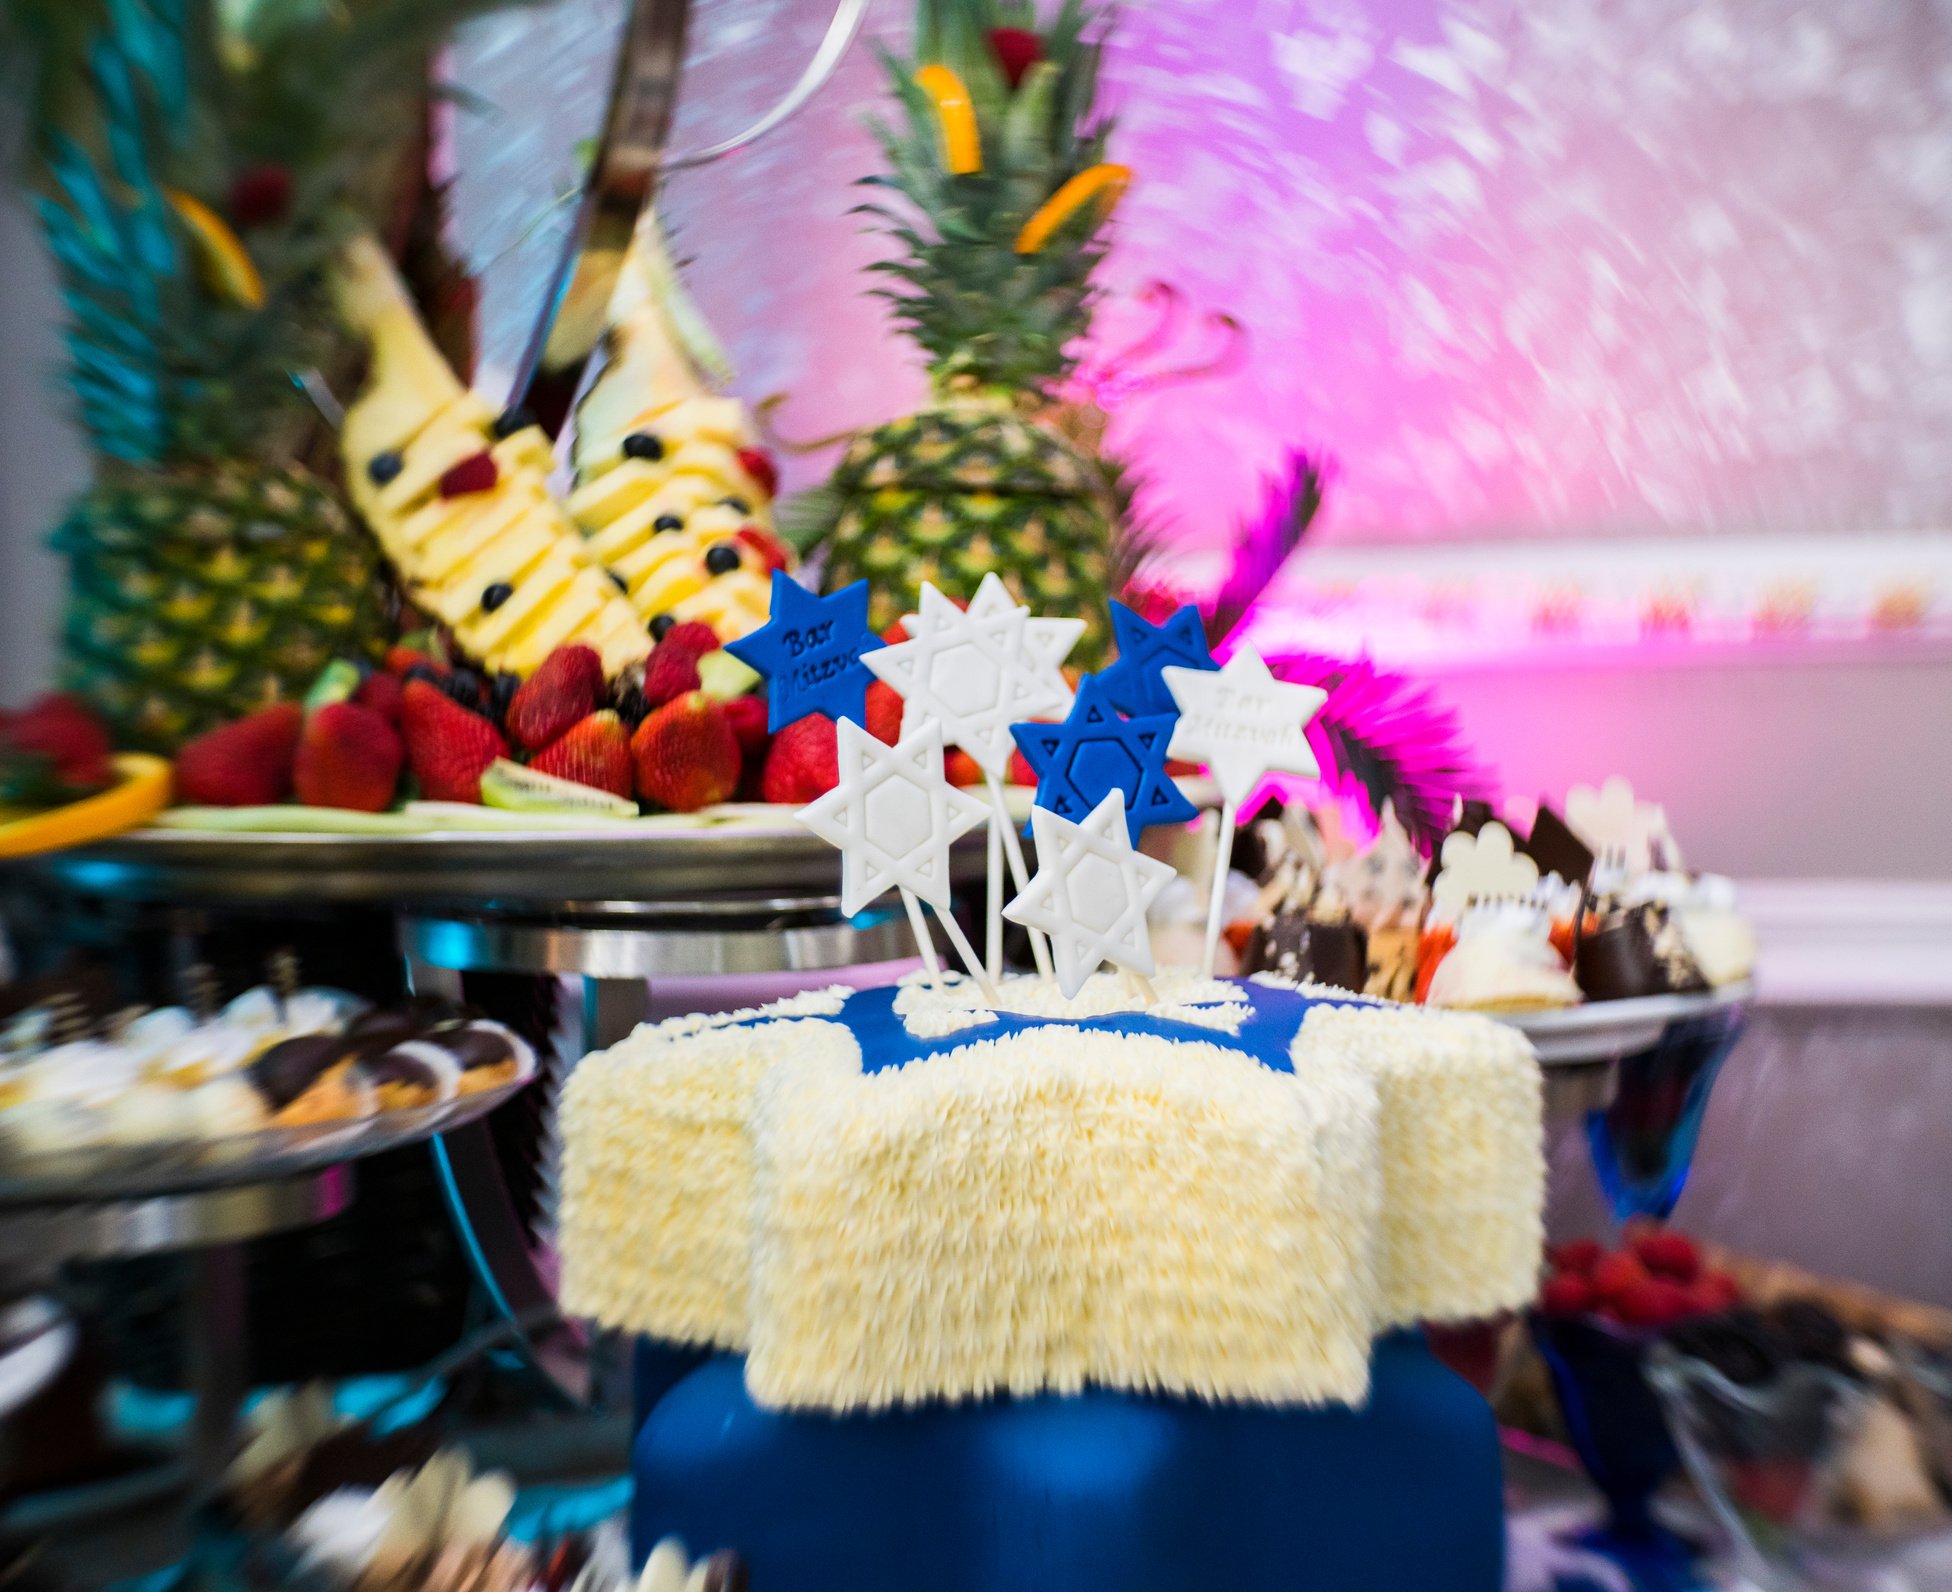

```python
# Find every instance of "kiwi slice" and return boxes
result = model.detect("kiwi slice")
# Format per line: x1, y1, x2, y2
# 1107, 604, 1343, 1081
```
478, 758, 637, 817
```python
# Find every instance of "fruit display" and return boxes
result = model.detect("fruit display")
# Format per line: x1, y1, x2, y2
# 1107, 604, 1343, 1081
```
0, 694, 171, 857
1538, 1228, 1744, 1331
1, 0, 533, 752
797, 0, 1126, 664
567, 218, 793, 642
334, 236, 652, 681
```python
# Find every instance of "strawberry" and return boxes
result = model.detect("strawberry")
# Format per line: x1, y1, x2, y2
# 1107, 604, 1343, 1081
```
736, 447, 779, 500
1611, 1278, 1694, 1328
401, 680, 507, 803
1631, 1229, 1702, 1284
438, 451, 499, 498
1549, 1239, 1605, 1277
632, 692, 740, 812
0, 693, 114, 794
175, 703, 304, 807
294, 702, 403, 812
507, 645, 604, 751
354, 670, 404, 725
659, 620, 721, 660
1008, 747, 1037, 786
1539, 1275, 1595, 1317
385, 644, 436, 677
735, 525, 791, 575
758, 714, 839, 805
944, 748, 986, 787
1691, 1271, 1742, 1312
864, 680, 904, 745
881, 619, 910, 646
988, 25, 1043, 89
1591, 1250, 1652, 1305
722, 694, 771, 755
533, 711, 633, 799
643, 644, 703, 710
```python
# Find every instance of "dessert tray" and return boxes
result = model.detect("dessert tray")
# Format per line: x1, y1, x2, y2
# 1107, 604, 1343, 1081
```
1498, 981, 1752, 1066
0, 1063, 534, 1206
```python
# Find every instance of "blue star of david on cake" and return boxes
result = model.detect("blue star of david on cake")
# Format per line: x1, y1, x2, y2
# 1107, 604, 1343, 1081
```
1011, 675, 1199, 844
1095, 602, 1218, 718
725, 573, 886, 733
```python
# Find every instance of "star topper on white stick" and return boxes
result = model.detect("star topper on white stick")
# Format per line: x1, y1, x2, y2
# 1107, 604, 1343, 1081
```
1005, 790, 1176, 1000
868, 573, 1074, 981
797, 719, 994, 996
1161, 646, 1329, 975
867, 575, 1076, 777
1160, 646, 1328, 808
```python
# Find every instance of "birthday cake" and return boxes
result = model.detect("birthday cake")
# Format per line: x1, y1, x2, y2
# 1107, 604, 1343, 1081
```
561, 971, 1544, 1590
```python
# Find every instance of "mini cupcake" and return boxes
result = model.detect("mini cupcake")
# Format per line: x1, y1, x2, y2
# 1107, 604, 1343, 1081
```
1426, 901, 1582, 1013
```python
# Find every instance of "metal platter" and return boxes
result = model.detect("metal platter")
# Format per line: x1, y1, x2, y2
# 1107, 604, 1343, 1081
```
0, 1067, 536, 1207
26, 820, 982, 909
1496, 981, 1753, 1067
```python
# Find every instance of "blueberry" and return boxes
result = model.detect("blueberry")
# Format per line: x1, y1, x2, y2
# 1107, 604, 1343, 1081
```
404, 663, 445, 687
607, 570, 629, 594
480, 582, 514, 612
490, 673, 521, 720
717, 495, 751, 514
367, 451, 404, 486
491, 406, 536, 439
704, 544, 741, 576
622, 432, 665, 461
649, 614, 676, 640
652, 514, 684, 534
612, 685, 649, 730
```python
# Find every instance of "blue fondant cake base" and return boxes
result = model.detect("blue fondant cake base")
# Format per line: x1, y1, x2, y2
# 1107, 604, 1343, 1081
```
631, 1332, 1504, 1592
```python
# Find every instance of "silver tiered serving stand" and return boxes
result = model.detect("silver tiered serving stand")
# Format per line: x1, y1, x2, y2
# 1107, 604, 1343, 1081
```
13, 822, 952, 1428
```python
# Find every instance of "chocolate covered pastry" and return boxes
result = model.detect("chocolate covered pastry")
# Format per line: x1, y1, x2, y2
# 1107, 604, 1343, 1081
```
1575, 899, 1706, 1001
419, 1022, 528, 1096
1245, 913, 1369, 993
250, 1033, 375, 1126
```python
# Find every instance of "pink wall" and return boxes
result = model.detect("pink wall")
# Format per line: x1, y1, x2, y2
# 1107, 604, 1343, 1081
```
1423, 655, 1952, 879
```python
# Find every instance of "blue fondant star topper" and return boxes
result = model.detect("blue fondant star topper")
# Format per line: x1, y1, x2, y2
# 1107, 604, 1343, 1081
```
1095, 601, 1218, 718
726, 573, 886, 733
1011, 675, 1199, 844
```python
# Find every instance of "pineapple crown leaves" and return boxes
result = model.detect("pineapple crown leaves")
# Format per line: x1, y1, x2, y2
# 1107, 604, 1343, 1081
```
7, 0, 530, 469
859, 0, 1119, 393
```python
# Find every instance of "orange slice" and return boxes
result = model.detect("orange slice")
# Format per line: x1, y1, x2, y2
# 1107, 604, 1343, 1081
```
165, 189, 267, 308
1014, 162, 1132, 254
0, 754, 172, 858
914, 65, 982, 175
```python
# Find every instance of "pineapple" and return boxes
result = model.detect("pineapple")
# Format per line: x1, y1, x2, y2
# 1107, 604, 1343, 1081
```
802, 0, 1126, 663
5, 0, 505, 752
566, 217, 791, 643
333, 238, 652, 680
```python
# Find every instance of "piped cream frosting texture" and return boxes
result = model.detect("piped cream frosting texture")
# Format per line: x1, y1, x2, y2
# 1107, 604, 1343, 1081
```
560, 979, 1543, 1413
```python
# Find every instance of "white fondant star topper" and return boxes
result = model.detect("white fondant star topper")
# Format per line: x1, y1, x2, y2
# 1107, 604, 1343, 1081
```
1160, 646, 1328, 809
1005, 790, 1177, 999
798, 718, 989, 917
865, 574, 1077, 778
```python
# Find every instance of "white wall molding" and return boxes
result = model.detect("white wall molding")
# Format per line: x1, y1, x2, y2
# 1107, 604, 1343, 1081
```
1742, 880, 1952, 1007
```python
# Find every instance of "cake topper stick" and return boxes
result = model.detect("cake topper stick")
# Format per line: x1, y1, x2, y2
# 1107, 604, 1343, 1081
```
1162, 647, 1329, 977
929, 901, 998, 1003
796, 717, 993, 995
865, 575, 1077, 979
901, 889, 944, 987
1005, 791, 1177, 1001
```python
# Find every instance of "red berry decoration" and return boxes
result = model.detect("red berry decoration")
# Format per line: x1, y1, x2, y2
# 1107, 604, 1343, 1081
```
439, 451, 500, 499
1539, 1275, 1594, 1317
228, 164, 294, 228
735, 447, 780, 500
1548, 1239, 1604, 1276
988, 26, 1043, 89
735, 525, 791, 574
